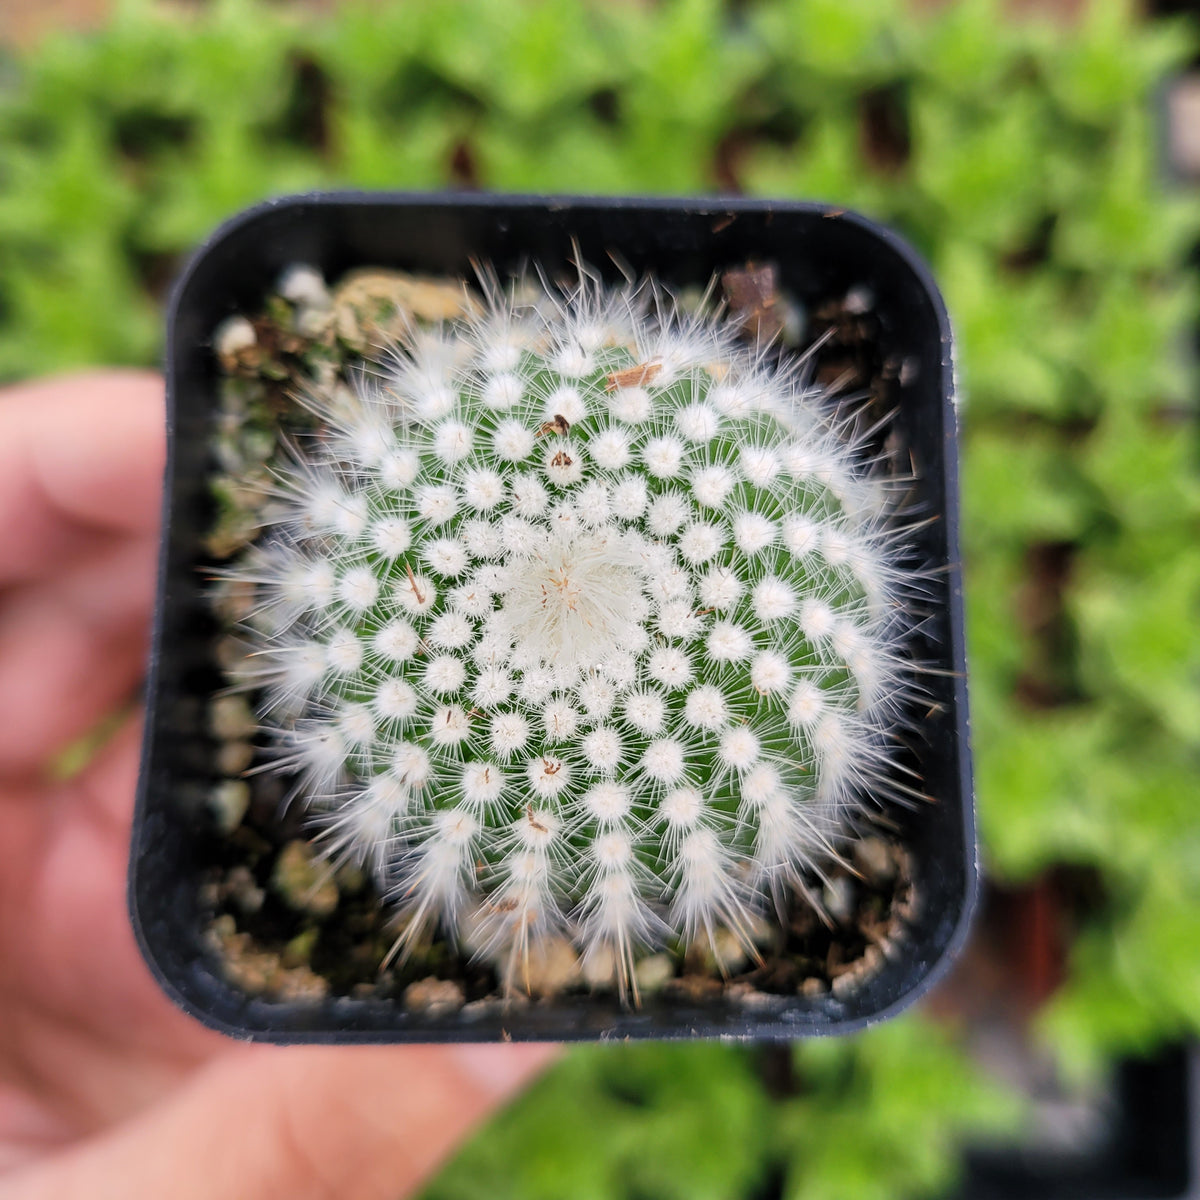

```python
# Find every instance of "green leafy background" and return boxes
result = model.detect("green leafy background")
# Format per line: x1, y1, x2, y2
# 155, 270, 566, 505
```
3, 0, 1197, 1194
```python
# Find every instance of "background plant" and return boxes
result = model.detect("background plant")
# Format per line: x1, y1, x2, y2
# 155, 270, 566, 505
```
1, 0, 1197, 1195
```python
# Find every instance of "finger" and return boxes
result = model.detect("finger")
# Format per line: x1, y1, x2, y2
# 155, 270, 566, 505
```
0, 372, 164, 587
1, 715, 224, 1139
0, 537, 156, 778
1, 1042, 560, 1200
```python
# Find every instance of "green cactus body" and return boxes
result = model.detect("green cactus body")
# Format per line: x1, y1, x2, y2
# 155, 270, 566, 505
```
226, 276, 914, 999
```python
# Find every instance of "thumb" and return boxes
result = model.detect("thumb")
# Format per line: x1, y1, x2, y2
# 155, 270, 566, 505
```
1, 1042, 559, 1200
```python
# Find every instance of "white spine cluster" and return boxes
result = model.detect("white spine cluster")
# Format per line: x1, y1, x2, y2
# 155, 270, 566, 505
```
225, 272, 920, 1002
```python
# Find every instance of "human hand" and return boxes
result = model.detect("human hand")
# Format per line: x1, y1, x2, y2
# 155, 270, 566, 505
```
0, 372, 556, 1200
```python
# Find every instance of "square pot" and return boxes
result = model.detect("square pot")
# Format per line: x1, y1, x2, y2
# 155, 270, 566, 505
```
131, 192, 976, 1042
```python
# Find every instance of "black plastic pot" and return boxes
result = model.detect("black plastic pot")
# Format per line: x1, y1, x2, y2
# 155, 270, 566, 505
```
961, 1044, 1199, 1200
130, 192, 976, 1043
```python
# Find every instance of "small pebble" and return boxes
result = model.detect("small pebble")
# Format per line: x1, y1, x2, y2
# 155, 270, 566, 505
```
725, 982, 784, 1011
852, 836, 895, 885
273, 967, 329, 1003
663, 973, 723, 1002
213, 315, 257, 359
214, 635, 253, 675
459, 997, 507, 1022
225, 865, 265, 913
504, 935, 580, 998
822, 876, 856, 925
830, 945, 884, 997
634, 953, 675, 995
209, 780, 249, 834
278, 264, 331, 310
581, 943, 617, 989
843, 285, 875, 314
209, 695, 257, 740
282, 926, 320, 968
689, 927, 753, 976
216, 740, 254, 777
210, 579, 257, 625
404, 977, 465, 1016
272, 840, 339, 916
711, 927, 750, 975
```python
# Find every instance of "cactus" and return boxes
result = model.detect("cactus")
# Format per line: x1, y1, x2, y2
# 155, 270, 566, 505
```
223, 271, 918, 1001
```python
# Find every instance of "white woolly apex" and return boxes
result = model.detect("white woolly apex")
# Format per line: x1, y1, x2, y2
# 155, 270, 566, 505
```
491, 524, 650, 672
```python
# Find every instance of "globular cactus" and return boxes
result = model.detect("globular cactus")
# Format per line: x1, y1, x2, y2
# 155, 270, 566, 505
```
224, 272, 917, 1001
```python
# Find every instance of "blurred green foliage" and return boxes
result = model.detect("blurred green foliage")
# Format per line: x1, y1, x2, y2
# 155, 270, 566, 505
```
2, 0, 1198, 1194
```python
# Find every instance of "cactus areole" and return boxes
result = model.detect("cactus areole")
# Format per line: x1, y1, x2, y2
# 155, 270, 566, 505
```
132, 195, 975, 1041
